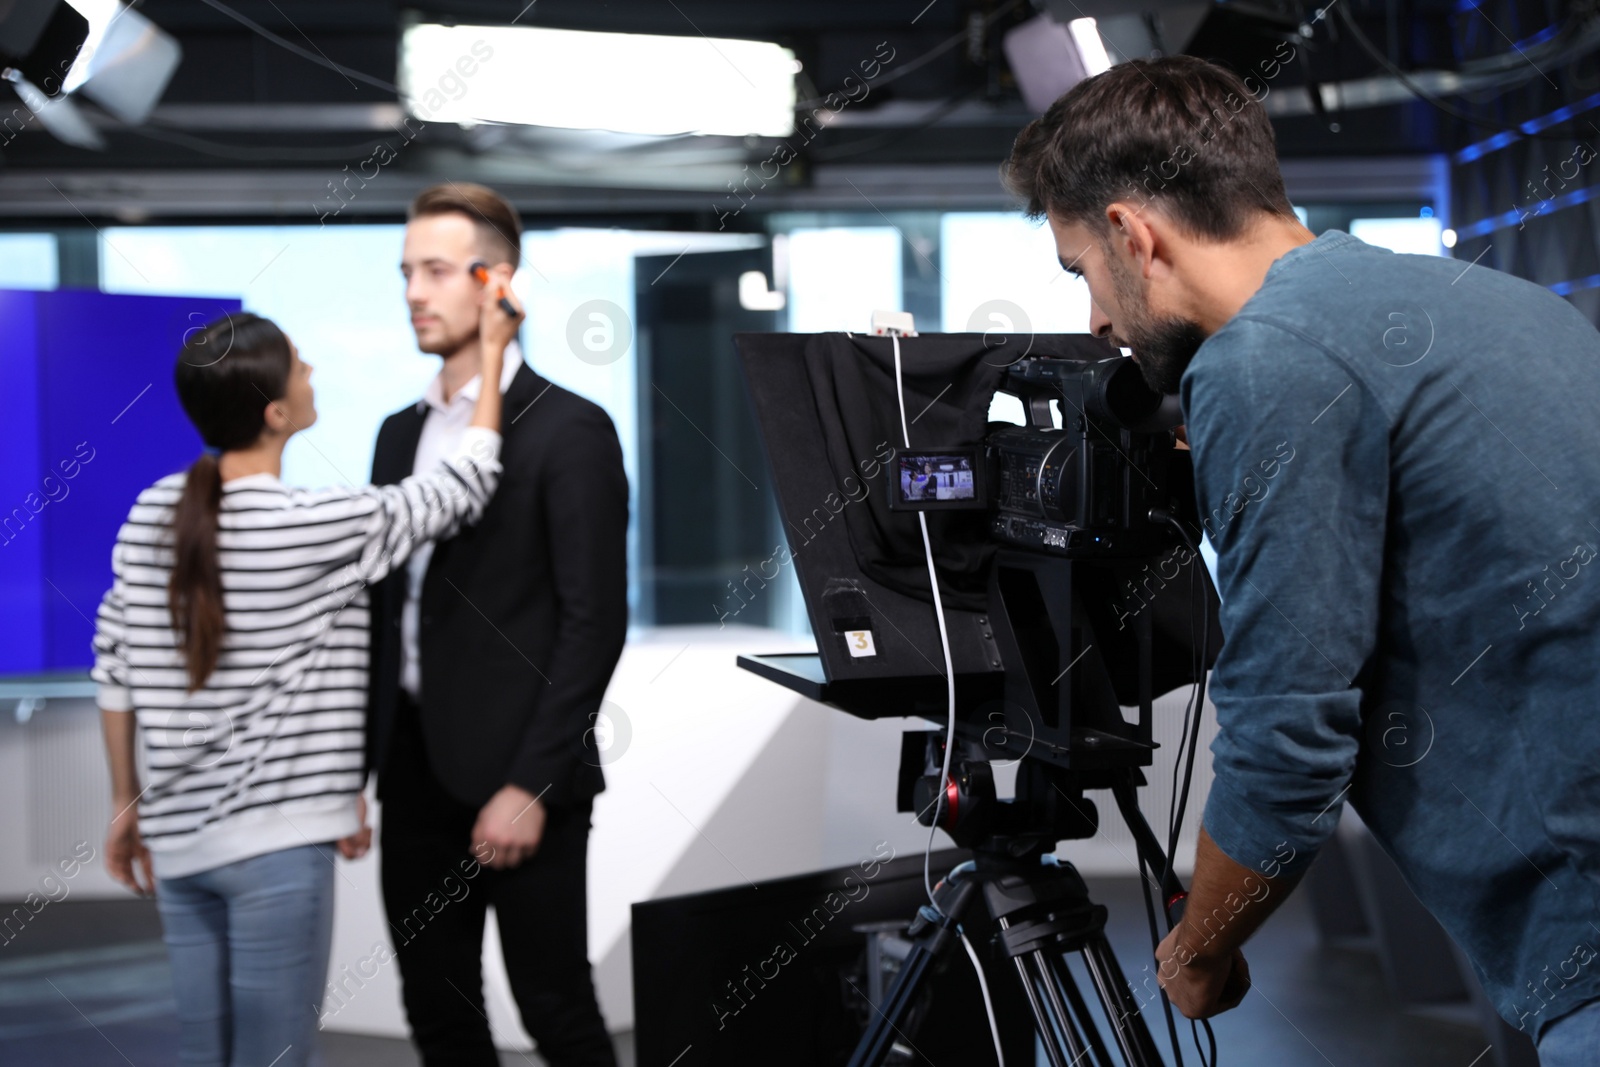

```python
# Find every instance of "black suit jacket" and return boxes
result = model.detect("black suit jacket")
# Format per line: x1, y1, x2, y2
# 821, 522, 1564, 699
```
367, 360, 629, 810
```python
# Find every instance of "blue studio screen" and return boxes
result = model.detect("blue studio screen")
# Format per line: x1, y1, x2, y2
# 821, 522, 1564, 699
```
0, 289, 243, 676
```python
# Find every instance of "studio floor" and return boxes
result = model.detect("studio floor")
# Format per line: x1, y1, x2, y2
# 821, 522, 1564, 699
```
0, 877, 1494, 1066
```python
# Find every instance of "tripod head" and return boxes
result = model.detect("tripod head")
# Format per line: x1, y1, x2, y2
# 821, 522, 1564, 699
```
902, 730, 1108, 855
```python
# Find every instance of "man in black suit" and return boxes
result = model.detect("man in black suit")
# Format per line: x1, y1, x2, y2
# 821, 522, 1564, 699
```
368, 182, 628, 1067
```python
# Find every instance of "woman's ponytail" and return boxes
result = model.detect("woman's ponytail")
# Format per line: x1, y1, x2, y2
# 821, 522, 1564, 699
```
167, 314, 292, 691
169, 451, 226, 691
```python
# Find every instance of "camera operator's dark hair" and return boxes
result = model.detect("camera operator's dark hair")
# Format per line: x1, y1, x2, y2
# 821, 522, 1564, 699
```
169, 312, 292, 691
1001, 56, 1297, 241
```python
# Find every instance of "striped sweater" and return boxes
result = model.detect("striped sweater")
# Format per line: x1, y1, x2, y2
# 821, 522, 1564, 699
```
90, 427, 501, 879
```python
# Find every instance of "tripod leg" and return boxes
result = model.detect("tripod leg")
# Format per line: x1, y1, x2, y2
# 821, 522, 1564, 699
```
1036, 948, 1096, 1066
1042, 953, 1116, 1067
849, 941, 942, 1066
847, 881, 981, 1067
1080, 936, 1166, 1067
1009, 953, 1085, 1067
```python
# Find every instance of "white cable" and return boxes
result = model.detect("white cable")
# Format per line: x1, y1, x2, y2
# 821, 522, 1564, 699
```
889, 334, 958, 912
959, 926, 1007, 1067
890, 334, 1003, 1066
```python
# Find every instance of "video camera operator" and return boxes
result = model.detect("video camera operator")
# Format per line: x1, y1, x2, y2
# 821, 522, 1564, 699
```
1002, 55, 1600, 1064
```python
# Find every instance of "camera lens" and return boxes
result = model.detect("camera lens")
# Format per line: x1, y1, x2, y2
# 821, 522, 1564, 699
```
1090, 359, 1163, 426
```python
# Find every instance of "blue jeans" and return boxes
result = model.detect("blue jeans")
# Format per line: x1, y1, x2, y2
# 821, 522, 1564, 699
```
1538, 996, 1600, 1067
156, 843, 337, 1067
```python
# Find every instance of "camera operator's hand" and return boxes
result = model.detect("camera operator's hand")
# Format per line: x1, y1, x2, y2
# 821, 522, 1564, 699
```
1155, 924, 1251, 1018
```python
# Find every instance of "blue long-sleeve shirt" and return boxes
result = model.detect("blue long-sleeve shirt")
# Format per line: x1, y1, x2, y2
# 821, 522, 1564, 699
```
1182, 229, 1600, 1034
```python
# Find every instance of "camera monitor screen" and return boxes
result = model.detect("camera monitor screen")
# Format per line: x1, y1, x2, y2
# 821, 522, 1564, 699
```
889, 448, 984, 510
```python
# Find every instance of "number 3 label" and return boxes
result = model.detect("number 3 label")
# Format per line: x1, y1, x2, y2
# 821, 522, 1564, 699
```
845, 630, 877, 657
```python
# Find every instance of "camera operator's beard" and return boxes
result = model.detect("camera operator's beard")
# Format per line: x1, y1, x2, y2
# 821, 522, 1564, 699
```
1126, 318, 1206, 395
1107, 255, 1206, 395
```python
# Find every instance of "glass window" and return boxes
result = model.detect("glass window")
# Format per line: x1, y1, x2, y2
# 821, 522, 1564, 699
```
941, 213, 1096, 425
783, 227, 903, 333
0, 233, 58, 289
101, 225, 426, 489
940, 212, 1093, 335
1349, 216, 1446, 256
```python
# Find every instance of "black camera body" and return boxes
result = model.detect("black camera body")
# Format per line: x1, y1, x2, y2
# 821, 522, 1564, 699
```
888, 355, 1184, 558
734, 333, 1217, 745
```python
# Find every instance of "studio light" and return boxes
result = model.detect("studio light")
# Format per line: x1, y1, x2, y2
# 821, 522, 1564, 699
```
1002, 13, 1115, 114
0, 0, 87, 90
62, 0, 181, 124
0, 0, 180, 150
1067, 18, 1113, 77
399, 22, 797, 138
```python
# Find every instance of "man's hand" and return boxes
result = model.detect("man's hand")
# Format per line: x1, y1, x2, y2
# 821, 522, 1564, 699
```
336, 794, 372, 860
105, 804, 154, 896
471, 784, 546, 870
1151, 826, 1290, 1017
1156, 922, 1251, 1017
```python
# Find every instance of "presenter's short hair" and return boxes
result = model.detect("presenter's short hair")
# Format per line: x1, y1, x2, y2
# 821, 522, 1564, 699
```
1002, 55, 1297, 241
409, 182, 522, 266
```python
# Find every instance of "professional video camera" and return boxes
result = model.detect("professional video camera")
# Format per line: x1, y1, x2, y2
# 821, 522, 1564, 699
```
890, 351, 1184, 559
732, 327, 1221, 1067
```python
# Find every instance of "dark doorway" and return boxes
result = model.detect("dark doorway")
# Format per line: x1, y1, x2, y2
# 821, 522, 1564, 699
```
635, 246, 785, 627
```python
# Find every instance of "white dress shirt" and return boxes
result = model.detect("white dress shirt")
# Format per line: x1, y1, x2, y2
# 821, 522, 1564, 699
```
401, 341, 523, 701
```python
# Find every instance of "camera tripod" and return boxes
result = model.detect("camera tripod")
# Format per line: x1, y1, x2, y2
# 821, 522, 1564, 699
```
738, 545, 1218, 1067
730, 331, 1223, 1066
848, 758, 1184, 1067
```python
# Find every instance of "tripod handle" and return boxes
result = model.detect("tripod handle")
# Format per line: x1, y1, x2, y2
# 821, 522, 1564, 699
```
1165, 890, 1188, 929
